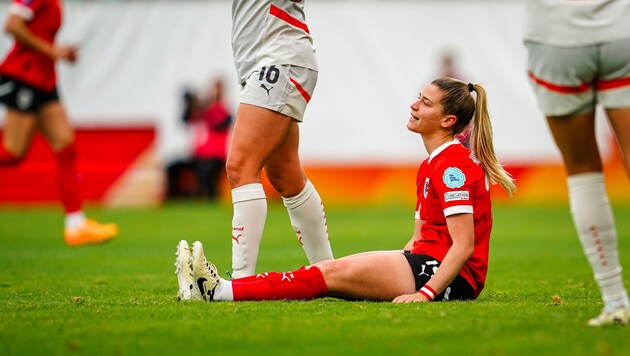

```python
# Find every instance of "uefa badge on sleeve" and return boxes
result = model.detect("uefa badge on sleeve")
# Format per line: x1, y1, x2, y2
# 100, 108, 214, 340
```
443, 167, 466, 189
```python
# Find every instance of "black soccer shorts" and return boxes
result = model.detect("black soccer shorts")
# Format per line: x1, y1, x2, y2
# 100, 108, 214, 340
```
0, 76, 59, 113
403, 252, 475, 301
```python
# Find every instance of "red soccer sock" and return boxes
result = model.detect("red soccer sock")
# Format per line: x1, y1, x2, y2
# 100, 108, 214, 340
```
0, 144, 21, 166
55, 143, 82, 213
232, 266, 328, 301
231, 274, 265, 283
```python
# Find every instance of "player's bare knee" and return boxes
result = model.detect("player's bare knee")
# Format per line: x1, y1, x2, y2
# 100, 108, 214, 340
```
225, 164, 240, 187
312, 259, 336, 279
314, 259, 351, 286
1, 144, 27, 164
225, 158, 249, 187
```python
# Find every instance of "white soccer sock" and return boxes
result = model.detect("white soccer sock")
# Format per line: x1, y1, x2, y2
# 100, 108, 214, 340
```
283, 180, 333, 264
65, 211, 86, 230
212, 278, 234, 301
231, 183, 267, 279
568, 173, 630, 311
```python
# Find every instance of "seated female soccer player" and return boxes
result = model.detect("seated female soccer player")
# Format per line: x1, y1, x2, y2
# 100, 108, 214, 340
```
174, 77, 516, 303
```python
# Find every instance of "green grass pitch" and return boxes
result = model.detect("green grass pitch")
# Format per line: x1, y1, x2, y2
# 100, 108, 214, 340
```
1, 202, 629, 355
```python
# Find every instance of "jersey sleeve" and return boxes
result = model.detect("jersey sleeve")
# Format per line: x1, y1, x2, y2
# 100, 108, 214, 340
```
431, 162, 475, 217
10, 0, 44, 21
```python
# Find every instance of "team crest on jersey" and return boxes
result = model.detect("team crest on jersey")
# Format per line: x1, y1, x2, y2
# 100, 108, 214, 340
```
443, 167, 466, 188
423, 178, 430, 199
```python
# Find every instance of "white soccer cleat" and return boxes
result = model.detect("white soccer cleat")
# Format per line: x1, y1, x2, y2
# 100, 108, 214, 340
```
191, 241, 220, 302
587, 307, 630, 327
174, 240, 200, 301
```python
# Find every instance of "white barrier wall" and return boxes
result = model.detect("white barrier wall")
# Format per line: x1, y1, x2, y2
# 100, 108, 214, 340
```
0, 1, 614, 166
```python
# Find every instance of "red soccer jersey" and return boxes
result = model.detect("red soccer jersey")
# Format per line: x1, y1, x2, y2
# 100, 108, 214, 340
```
411, 140, 492, 298
0, 0, 62, 91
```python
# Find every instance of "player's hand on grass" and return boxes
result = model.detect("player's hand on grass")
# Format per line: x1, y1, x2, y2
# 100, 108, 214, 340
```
392, 292, 430, 303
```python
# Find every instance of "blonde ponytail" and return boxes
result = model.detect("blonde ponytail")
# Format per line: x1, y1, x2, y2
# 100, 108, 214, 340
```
469, 84, 517, 196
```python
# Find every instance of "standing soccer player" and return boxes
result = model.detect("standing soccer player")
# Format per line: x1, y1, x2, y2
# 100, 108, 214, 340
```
524, 0, 630, 326
223, 0, 333, 279
0, 0, 118, 246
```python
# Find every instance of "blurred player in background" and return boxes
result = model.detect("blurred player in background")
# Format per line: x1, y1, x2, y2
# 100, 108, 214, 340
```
0, 0, 117, 246
436, 50, 464, 81
433, 50, 472, 148
192, 78, 232, 201
175, 78, 516, 303
224, 0, 333, 278
524, 0, 630, 326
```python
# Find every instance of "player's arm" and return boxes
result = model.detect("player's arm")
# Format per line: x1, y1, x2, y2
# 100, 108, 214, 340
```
424, 213, 474, 294
394, 213, 473, 303
4, 13, 77, 62
403, 218, 423, 251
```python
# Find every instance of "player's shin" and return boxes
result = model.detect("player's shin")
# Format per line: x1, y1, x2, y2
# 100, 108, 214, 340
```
55, 143, 82, 214
568, 173, 630, 311
232, 266, 328, 301
283, 180, 333, 263
231, 183, 267, 278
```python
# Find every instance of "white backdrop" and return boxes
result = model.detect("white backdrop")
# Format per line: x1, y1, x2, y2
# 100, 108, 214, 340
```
0, 0, 614, 165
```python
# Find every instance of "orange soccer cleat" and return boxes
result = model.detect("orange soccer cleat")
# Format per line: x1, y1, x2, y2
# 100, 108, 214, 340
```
64, 219, 118, 246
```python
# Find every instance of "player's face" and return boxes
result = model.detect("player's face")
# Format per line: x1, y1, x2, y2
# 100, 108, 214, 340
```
407, 84, 446, 135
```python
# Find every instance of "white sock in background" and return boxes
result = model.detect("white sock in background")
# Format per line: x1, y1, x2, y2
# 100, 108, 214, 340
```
283, 180, 333, 263
231, 183, 267, 279
568, 172, 630, 311
65, 211, 86, 230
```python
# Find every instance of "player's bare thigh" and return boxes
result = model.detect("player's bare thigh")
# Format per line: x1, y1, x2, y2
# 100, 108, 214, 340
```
546, 111, 602, 175
36, 101, 75, 152
599, 40, 630, 176
226, 103, 292, 188
2, 109, 37, 158
314, 252, 416, 301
